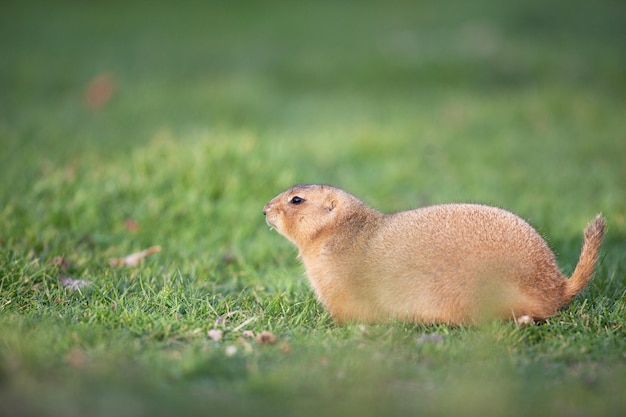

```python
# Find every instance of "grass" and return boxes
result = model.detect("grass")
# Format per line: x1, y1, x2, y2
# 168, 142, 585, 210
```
1, 0, 626, 416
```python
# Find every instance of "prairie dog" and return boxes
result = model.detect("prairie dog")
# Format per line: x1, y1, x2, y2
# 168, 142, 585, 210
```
263, 184, 606, 325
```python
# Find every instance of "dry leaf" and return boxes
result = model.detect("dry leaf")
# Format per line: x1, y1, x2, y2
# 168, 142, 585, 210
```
124, 219, 140, 232
84, 72, 116, 109
65, 348, 87, 369
221, 252, 236, 264
50, 256, 70, 272
214, 310, 243, 326
232, 316, 257, 332
256, 330, 277, 345
109, 246, 161, 267
207, 329, 223, 342
60, 275, 91, 291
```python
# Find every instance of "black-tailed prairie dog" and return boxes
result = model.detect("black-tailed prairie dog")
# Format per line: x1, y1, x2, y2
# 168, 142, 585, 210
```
263, 184, 606, 325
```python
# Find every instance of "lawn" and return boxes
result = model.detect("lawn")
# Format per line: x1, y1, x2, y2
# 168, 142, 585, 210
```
1, 0, 625, 416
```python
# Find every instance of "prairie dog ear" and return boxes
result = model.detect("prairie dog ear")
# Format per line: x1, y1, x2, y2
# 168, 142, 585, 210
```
325, 199, 336, 212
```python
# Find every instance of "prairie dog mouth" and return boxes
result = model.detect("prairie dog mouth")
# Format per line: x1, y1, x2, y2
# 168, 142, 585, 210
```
263, 202, 278, 230
265, 217, 277, 230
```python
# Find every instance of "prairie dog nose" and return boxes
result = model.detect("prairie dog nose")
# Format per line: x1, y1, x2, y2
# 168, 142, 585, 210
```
263, 202, 274, 216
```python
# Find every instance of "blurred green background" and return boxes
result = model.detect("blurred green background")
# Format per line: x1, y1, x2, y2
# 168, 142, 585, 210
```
2, 0, 625, 209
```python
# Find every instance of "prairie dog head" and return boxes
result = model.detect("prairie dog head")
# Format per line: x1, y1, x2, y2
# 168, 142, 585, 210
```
263, 184, 345, 248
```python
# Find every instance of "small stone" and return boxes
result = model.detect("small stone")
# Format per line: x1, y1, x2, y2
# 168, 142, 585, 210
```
515, 315, 535, 327
207, 329, 223, 342
416, 333, 444, 345
60, 275, 91, 291
225, 345, 237, 356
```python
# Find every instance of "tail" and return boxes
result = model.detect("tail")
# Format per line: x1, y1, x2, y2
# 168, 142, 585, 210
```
562, 214, 606, 304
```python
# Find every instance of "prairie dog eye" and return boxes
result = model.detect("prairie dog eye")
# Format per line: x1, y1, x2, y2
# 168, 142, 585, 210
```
289, 196, 305, 205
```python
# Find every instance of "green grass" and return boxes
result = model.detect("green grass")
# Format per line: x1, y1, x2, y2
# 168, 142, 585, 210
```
1, 0, 626, 416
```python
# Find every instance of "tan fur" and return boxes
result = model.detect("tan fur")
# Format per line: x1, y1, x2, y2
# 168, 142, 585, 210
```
263, 184, 606, 325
